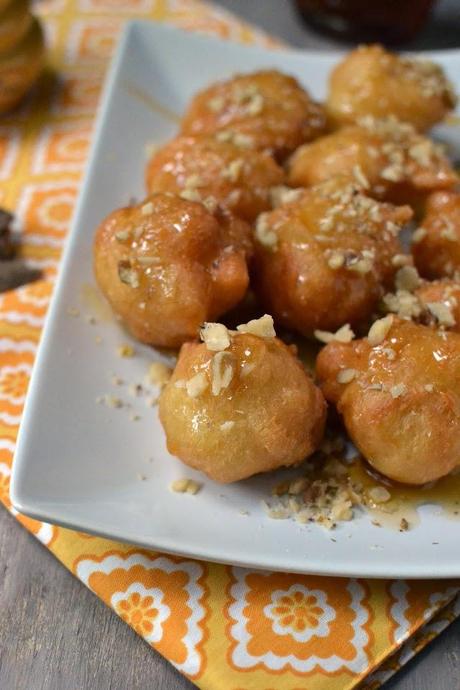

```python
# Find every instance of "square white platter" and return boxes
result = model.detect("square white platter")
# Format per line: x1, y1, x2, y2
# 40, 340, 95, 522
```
10, 21, 460, 578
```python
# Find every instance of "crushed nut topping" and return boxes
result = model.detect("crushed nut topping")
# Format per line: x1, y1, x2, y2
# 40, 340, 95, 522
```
185, 173, 205, 189
117, 344, 135, 358
368, 315, 394, 346
208, 95, 225, 112
327, 250, 345, 270
269, 185, 304, 208
382, 347, 396, 360
315, 323, 355, 344
399, 517, 409, 532
179, 188, 202, 203
186, 372, 208, 398
265, 462, 362, 529
216, 130, 254, 149
440, 218, 457, 242
99, 394, 123, 408
368, 486, 392, 504
391, 254, 411, 267
211, 351, 234, 396
395, 266, 421, 292
221, 158, 244, 182
200, 322, 231, 351
141, 201, 154, 215
383, 289, 423, 320
115, 229, 130, 242
236, 314, 276, 338
337, 368, 357, 384
352, 164, 370, 189
255, 213, 278, 249
118, 260, 140, 288
412, 227, 427, 244
426, 301, 456, 327
202, 195, 218, 213
390, 383, 408, 398
148, 361, 172, 387
170, 478, 202, 495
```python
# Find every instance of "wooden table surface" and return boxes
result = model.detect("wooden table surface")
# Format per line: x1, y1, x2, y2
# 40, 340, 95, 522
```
1, 1, 460, 688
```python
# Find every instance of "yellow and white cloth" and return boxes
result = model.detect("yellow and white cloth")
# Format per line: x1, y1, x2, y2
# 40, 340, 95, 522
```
0, 1, 458, 688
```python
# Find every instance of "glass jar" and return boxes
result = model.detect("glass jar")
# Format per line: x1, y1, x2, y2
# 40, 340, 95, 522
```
294, 0, 436, 45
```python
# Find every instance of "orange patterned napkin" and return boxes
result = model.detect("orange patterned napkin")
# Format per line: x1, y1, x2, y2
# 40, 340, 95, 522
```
0, 1, 458, 688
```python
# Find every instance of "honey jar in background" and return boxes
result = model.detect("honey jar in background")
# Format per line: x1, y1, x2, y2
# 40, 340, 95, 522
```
0, 0, 45, 114
294, 0, 437, 44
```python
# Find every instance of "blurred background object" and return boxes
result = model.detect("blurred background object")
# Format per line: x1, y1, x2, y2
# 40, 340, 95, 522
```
216, 0, 460, 50
0, 0, 45, 114
293, 0, 436, 44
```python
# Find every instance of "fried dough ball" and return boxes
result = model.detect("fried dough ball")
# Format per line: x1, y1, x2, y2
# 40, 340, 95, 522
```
93, 193, 252, 348
159, 317, 326, 482
316, 316, 460, 484
412, 191, 460, 280
327, 45, 456, 132
180, 70, 326, 161
252, 178, 412, 336
145, 135, 285, 223
287, 116, 457, 206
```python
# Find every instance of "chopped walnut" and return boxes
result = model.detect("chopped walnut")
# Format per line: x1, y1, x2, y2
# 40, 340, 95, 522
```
383, 289, 422, 320
255, 213, 277, 249
395, 266, 421, 292
221, 158, 244, 182
117, 344, 135, 358
141, 201, 154, 215
390, 383, 408, 398
118, 261, 140, 288
314, 323, 355, 344
208, 95, 225, 112
185, 173, 205, 189
200, 322, 231, 351
269, 185, 303, 208
391, 254, 411, 268
352, 164, 370, 189
179, 188, 201, 203
426, 301, 456, 327
236, 314, 276, 338
186, 372, 208, 398
148, 361, 172, 387
368, 315, 394, 346
211, 351, 234, 396
170, 478, 202, 495
337, 368, 357, 384
115, 229, 130, 242
327, 250, 345, 270
399, 517, 410, 532
412, 227, 427, 244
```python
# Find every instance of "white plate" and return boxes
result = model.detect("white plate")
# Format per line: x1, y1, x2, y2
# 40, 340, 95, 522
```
11, 22, 460, 578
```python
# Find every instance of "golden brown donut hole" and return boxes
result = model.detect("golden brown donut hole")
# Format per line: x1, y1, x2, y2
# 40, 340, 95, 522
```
252, 179, 412, 336
327, 45, 456, 132
159, 322, 326, 482
180, 69, 326, 161
93, 193, 252, 348
145, 135, 285, 223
